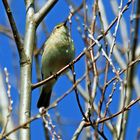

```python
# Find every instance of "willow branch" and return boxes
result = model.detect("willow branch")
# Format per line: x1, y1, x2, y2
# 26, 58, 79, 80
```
32, 1, 132, 90
33, 0, 58, 26
2, 0, 27, 64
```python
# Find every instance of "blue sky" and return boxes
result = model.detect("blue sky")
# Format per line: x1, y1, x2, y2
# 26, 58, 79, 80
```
0, 0, 140, 140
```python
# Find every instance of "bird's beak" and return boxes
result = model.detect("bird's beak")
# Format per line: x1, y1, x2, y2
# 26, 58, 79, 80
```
63, 19, 68, 26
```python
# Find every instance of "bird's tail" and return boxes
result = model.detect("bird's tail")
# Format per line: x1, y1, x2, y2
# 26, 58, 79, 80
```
37, 86, 52, 108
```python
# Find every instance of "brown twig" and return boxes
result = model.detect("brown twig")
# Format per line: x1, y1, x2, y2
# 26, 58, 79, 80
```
2, 0, 27, 64
2, 53, 139, 139
84, 95, 140, 125
32, 1, 132, 90
0, 73, 87, 139
106, 55, 140, 86
71, 65, 88, 122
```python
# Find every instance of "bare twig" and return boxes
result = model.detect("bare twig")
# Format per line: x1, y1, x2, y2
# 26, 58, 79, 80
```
2, 0, 27, 64
0, 74, 85, 139
32, 1, 132, 90
84, 95, 140, 125
71, 65, 88, 121
106, 55, 140, 86
34, 0, 58, 26
2, 57, 140, 140
0, 25, 14, 40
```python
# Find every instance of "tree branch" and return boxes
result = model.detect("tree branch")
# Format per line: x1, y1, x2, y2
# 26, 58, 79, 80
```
33, 0, 58, 26
2, 0, 27, 64
32, 0, 132, 90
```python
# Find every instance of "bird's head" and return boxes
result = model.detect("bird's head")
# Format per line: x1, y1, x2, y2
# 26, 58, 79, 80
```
53, 22, 69, 35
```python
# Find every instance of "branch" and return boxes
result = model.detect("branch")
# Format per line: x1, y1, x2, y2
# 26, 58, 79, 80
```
71, 66, 88, 122
0, 25, 14, 40
0, 68, 13, 138
117, 0, 140, 138
4, 65, 140, 140
33, 0, 58, 26
98, 96, 140, 124
19, 1, 35, 140
106, 55, 140, 87
83, 95, 140, 127
32, 0, 132, 90
72, 120, 85, 140
1, 74, 86, 139
2, 0, 27, 64
0, 68, 17, 140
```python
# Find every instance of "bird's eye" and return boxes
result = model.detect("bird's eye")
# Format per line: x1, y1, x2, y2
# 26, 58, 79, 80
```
54, 26, 59, 30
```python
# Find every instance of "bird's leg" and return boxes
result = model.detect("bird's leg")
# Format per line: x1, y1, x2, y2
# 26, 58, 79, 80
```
50, 72, 58, 81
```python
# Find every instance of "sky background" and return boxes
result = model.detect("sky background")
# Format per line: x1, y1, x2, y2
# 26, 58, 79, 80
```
0, 0, 140, 140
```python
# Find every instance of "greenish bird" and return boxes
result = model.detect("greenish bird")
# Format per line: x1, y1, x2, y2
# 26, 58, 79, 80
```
37, 22, 75, 108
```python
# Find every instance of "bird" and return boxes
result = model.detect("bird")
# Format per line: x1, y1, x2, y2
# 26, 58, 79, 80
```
37, 21, 75, 108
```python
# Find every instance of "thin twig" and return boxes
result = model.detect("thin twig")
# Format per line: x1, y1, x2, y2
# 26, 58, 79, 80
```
3, 63, 140, 140
32, 1, 132, 90
71, 65, 88, 121
0, 25, 14, 40
1, 74, 86, 139
84, 95, 140, 125
106, 55, 140, 86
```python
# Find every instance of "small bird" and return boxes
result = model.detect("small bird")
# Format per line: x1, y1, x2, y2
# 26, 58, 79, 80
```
37, 22, 75, 108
